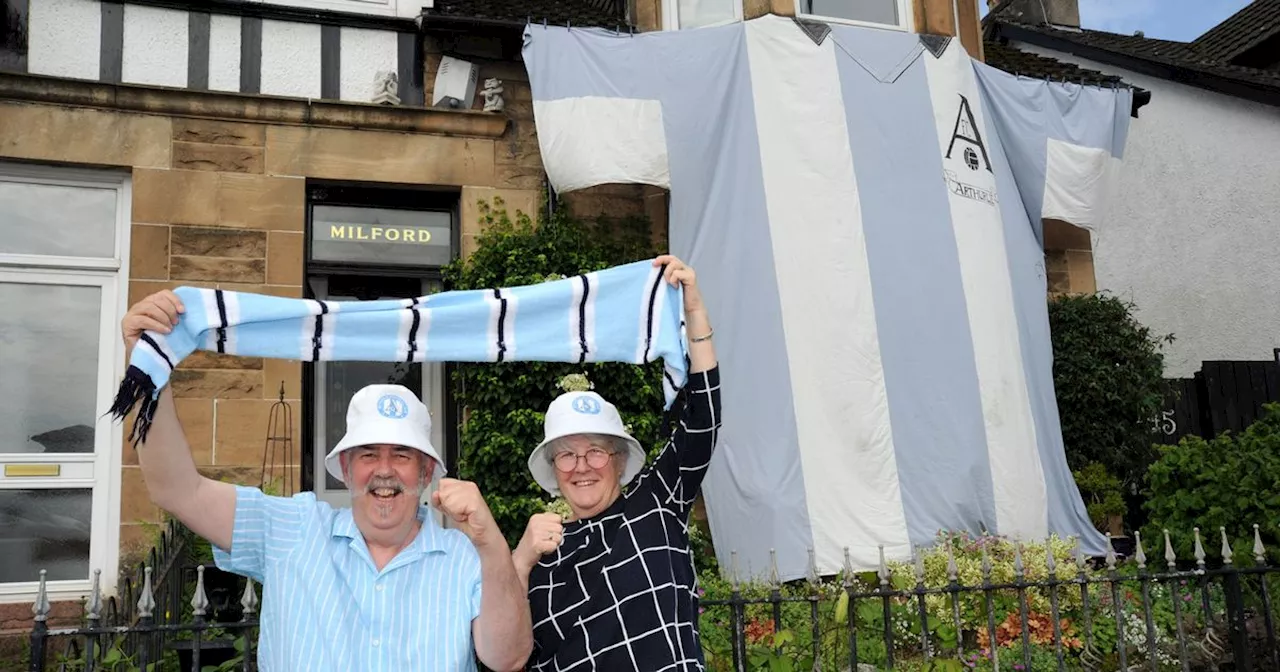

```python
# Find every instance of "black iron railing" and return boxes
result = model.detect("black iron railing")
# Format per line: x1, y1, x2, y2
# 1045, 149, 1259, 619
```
25, 526, 1280, 671
698, 528, 1278, 672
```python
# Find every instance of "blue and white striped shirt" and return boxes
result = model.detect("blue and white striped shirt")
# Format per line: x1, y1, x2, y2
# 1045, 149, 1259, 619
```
212, 486, 482, 671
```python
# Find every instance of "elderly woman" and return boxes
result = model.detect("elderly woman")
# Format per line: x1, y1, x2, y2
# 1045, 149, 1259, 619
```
511, 254, 721, 671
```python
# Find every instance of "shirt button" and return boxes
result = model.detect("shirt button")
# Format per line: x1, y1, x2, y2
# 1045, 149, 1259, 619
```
376, 583, 384, 591
372, 638, 380, 647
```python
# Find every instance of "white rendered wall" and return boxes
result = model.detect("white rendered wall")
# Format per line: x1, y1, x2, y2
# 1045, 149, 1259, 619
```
1015, 42, 1280, 377
339, 27, 399, 104
208, 14, 243, 93
27, 0, 101, 81
122, 4, 188, 88
261, 19, 322, 99
23, 0, 400, 106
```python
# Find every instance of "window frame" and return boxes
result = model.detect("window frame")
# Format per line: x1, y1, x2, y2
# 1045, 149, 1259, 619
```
794, 0, 915, 32
0, 161, 131, 605
662, 0, 744, 31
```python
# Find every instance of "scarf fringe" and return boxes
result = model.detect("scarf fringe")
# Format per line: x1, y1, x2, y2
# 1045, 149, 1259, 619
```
108, 365, 159, 448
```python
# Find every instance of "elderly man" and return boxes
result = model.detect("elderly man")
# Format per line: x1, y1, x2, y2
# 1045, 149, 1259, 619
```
121, 291, 532, 671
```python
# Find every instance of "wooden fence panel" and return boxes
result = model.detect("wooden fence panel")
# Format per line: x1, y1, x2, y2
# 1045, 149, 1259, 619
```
1160, 355, 1280, 443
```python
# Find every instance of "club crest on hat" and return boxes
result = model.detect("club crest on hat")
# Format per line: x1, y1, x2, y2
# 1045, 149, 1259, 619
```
571, 396, 601, 415
377, 394, 410, 419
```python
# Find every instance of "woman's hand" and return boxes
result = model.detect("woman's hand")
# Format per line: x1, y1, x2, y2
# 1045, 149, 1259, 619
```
654, 254, 716, 373
654, 254, 704, 316
513, 512, 564, 574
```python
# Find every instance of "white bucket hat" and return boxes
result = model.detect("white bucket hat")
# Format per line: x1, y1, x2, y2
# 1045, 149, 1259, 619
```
324, 384, 445, 485
527, 391, 646, 495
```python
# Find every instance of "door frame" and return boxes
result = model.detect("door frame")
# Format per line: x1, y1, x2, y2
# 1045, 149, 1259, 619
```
299, 180, 461, 514
0, 161, 130, 604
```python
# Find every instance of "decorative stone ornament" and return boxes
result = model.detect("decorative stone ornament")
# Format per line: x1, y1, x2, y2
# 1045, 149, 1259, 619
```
372, 70, 400, 106
481, 78, 504, 112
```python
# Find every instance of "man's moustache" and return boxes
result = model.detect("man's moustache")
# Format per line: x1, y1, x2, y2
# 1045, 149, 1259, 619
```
360, 477, 407, 495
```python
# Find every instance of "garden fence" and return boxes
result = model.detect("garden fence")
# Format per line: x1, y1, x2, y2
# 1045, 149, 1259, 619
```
1159, 353, 1280, 444
24, 525, 1279, 672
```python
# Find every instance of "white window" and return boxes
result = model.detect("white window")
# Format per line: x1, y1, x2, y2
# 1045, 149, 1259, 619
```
797, 0, 913, 30
0, 162, 130, 604
664, 0, 743, 30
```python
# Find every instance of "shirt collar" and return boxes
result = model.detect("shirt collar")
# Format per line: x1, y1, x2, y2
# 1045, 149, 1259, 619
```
331, 504, 448, 557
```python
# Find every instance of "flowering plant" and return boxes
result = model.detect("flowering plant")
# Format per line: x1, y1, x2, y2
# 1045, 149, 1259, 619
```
557, 373, 593, 393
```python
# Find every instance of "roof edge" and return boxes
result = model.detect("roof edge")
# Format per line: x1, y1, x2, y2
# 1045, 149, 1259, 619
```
990, 22, 1280, 108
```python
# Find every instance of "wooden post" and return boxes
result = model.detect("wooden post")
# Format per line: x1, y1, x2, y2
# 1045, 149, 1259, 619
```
913, 0, 985, 61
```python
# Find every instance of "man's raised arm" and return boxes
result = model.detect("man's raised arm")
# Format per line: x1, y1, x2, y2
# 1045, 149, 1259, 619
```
432, 479, 534, 671
123, 292, 237, 551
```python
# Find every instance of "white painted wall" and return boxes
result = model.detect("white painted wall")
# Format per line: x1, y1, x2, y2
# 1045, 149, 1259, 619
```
27, 0, 101, 81
23, 0, 401, 106
340, 27, 399, 104
122, 4, 188, 88
261, 19, 323, 99
209, 14, 243, 93
1014, 42, 1280, 377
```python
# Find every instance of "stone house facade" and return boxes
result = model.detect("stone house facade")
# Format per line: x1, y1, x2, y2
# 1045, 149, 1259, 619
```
0, 0, 992, 639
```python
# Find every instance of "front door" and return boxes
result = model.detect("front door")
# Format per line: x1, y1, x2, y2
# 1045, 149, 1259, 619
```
0, 161, 129, 604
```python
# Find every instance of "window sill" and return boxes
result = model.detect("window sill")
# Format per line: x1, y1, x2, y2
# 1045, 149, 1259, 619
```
0, 72, 511, 139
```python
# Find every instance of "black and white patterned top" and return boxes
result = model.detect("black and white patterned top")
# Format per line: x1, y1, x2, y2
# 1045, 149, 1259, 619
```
526, 366, 722, 672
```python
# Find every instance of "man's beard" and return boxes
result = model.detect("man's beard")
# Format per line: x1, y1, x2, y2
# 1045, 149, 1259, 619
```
359, 475, 423, 521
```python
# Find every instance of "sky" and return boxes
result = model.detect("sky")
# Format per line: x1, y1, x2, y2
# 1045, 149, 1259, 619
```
980, 0, 1255, 42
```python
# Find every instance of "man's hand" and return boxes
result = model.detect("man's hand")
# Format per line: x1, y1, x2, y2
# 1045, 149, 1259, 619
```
432, 478, 501, 549
122, 290, 185, 351
513, 512, 563, 571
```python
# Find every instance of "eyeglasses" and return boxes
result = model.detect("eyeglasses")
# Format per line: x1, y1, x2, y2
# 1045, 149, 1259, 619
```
553, 448, 613, 472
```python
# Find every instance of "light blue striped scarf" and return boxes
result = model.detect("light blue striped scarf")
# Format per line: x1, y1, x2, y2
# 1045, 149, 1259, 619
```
110, 259, 690, 445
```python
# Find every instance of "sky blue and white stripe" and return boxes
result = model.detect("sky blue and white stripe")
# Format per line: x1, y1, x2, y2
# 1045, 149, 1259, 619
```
114, 259, 691, 442
213, 486, 482, 671
521, 15, 1133, 582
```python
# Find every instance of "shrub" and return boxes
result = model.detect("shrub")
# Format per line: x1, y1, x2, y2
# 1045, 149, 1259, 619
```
1047, 293, 1173, 494
441, 195, 663, 545
1072, 462, 1128, 532
1142, 402, 1280, 565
